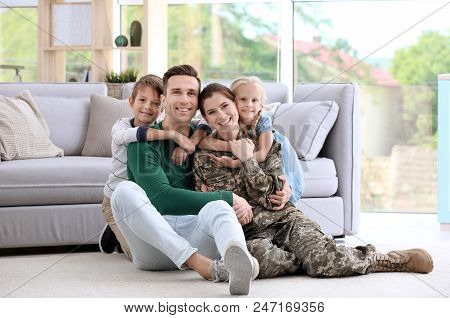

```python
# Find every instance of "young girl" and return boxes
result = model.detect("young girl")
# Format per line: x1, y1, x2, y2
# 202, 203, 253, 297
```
199, 76, 304, 203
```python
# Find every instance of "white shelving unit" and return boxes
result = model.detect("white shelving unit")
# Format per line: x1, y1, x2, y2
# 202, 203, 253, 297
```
38, 0, 167, 82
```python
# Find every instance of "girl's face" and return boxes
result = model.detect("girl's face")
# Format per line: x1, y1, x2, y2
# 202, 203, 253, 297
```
234, 83, 263, 126
202, 92, 239, 134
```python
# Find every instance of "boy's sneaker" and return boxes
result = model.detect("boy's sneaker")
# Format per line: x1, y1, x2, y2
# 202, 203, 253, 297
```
99, 225, 118, 254
224, 241, 259, 296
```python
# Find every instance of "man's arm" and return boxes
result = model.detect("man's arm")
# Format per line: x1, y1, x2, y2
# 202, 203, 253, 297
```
127, 142, 233, 215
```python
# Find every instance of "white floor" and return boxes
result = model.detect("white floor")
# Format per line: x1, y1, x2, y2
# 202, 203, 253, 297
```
1, 213, 449, 298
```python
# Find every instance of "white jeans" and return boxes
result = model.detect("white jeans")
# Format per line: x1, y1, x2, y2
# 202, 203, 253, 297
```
110, 181, 247, 270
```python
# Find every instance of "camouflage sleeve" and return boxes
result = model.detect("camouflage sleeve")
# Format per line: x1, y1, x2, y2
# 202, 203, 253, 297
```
193, 150, 237, 192
240, 142, 283, 210
193, 151, 210, 191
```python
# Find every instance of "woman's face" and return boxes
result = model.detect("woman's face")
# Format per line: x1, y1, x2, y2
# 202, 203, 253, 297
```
202, 92, 239, 133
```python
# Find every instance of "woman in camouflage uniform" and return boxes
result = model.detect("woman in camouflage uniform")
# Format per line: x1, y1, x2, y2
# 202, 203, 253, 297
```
193, 83, 433, 279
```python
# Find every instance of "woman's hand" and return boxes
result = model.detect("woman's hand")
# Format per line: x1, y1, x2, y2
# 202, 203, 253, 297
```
229, 139, 255, 162
270, 175, 292, 210
209, 154, 241, 169
232, 193, 253, 225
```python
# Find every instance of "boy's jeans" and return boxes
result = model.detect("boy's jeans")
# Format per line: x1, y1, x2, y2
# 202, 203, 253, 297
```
111, 181, 246, 270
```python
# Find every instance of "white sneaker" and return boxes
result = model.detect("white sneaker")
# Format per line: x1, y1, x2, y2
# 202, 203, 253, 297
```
224, 241, 259, 295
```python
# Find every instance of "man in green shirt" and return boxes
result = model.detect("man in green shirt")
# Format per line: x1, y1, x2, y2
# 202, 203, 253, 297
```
111, 65, 291, 295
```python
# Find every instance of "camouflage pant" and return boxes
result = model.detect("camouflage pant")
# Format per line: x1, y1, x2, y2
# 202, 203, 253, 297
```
245, 211, 375, 279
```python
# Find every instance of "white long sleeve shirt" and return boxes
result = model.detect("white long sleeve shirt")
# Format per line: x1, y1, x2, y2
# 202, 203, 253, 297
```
104, 117, 144, 198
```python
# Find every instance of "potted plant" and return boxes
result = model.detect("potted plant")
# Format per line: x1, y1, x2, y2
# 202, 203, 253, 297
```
105, 69, 138, 99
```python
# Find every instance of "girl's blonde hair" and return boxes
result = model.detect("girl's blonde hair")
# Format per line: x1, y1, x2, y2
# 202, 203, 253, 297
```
230, 76, 266, 140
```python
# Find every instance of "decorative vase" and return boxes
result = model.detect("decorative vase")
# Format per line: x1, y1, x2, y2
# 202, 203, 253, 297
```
114, 35, 128, 47
130, 20, 142, 47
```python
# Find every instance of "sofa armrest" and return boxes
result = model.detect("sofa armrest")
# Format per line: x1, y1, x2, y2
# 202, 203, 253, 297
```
293, 83, 360, 235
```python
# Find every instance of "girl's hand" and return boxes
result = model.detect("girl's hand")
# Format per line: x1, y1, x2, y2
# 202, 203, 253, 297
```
230, 139, 255, 162
209, 154, 241, 169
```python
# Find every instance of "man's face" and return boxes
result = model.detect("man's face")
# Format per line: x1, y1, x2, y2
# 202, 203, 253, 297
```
161, 75, 199, 124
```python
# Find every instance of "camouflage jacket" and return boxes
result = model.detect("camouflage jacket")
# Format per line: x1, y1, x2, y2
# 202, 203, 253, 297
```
193, 130, 298, 234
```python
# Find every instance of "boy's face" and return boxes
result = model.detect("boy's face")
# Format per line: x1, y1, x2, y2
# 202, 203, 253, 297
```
129, 86, 162, 126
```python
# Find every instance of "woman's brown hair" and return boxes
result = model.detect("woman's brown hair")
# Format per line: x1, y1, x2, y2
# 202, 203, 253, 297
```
198, 83, 235, 116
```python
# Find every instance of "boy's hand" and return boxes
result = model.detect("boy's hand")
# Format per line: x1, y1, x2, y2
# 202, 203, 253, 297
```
209, 154, 241, 169
173, 132, 196, 154
171, 147, 189, 166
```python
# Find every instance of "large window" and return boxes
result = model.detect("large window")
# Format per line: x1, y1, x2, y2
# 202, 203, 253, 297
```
294, 0, 449, 213
0, 5, 38, 82
167, 2, 281, 81
65, 50, 92, 82
3, 0, 449, 215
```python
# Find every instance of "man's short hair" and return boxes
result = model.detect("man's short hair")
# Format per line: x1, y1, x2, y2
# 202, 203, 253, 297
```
162, 64, 201, 95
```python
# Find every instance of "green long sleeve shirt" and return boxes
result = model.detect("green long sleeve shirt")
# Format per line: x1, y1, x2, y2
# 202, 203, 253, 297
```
127, 122, 233, 215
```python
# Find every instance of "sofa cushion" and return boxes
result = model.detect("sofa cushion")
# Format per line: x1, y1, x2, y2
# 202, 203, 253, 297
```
82, 94, 132, 157
300, 157, 338, 198
33, 96, 90, 156
273, 101, 339, 160
0, 156, 110, 207
0, 83, 107, 156
0, 91, 64, 160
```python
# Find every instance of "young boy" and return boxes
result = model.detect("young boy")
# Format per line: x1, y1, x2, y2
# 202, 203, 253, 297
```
100, 74, 210, 260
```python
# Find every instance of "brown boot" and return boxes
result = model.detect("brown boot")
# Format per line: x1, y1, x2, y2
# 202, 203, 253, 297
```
369, 249, 433, 274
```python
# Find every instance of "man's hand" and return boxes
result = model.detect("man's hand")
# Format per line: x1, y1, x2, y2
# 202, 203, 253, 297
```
171, 147, 189, 166
209, 154, 241, 169
172, 132, 196, 154
232, 193, 253, 225
230, 139, 255, 162
270, 175, 292, 210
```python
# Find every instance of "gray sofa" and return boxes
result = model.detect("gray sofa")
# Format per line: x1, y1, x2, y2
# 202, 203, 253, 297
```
0, 81, 360, 249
